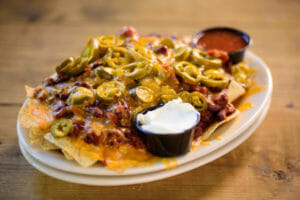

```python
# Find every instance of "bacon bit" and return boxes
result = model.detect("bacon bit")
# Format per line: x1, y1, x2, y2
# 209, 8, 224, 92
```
58, 87, 69, 101
70, 105, 85, 116
154, 45, 168, 54
212, 90, 228, 109
216, 109, 227, 121
163, 64, 179, 88
207, 101, 222, 112
73, 81, 91, 88
200, 110, 213, 123
207, 49, 229, 63
216, 103, 236, 121
89, 59, 103, 69
105, 112, 119, 125
193, 121, 209, 139
193, 126, 203, 139
42, 77, 55, 87
72, 121, 84, 136
84, 132, 99, 145
84, 66, 92, 72
55, 106, 74, 118
86, 106, 104, 118
33, 87, 49, 101
92, 99, 103, 108
225, 103, 236, 116
106, 129, 126, 148
223, 60, 232, 73
190, 85, 209, 96
111, 101, 131, 127
119, 26, 138, 38
207, 49, 232, 72
55, 73, 70, 83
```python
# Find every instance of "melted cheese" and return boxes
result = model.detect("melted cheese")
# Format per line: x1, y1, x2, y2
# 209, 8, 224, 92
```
215, 136, 223, 140
238, 102, 254, 111
242, 86, 267, 100
200, 141, 211, 146
72, 138, 105, 161
104, 145, 158, 171
28, 99, 54, 129
71, 138, 180, 171
160, 157, 178, 169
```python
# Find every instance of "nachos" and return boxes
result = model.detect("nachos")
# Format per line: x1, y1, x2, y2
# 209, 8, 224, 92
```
18, 26, 255, 169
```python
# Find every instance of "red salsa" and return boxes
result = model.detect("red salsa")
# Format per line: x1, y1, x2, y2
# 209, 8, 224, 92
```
198, 31, 247, 52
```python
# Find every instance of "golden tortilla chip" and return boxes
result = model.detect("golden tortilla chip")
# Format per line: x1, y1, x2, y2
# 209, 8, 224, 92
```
44, 133, 98, 168
18, 102, 36, 130
29, 127, 58, 150
25, 85, 35, 98
18, 99, 54, 130
193, 109, 240, 146
201, 109, 239, 140
62, 149, 74, 160
191, 81, 244, 144
227, 80, 246, 103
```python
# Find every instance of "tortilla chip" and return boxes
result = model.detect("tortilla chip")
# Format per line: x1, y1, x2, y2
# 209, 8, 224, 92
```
29, 127, 58, 150
62, 149, 74, 160
25, 85, 35, 98
193, 109, 240, 146
44, 133, 98, 168
227, 80, 246, 103
18, 102, 36, 130
18, 99, 54, 130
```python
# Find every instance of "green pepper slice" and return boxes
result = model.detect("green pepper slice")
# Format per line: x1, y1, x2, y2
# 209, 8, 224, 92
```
175, 46, 191, 61
96, 81, 125, 102
56, 57, 87, 77
129, 45, 155, 62
191, 49, 222, 68
174, 61, 202, 84
201, 69, 229, 88
121, 61, 150, 79
103, 47, 130, 68
97, 35, 124, 52
159, 37, 175, 49
178, 91, 191, 103
190, 91, 207, 111
135, 86, 154, 103
51, 119, 73, 138
67, 87, 94, 105
81, 38, 100, 63
95, 66, 115, 80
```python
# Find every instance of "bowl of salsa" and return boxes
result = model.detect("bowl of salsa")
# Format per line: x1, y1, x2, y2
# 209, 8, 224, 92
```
194, 27, 251, 64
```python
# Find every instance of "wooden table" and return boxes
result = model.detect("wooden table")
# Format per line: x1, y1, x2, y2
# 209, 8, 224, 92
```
0, 0, 299, 199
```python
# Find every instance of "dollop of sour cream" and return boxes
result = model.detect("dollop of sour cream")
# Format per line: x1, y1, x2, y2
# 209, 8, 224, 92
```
137, 99, 200, 134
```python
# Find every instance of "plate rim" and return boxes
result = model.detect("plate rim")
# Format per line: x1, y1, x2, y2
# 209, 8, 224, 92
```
19, 97, 271, 186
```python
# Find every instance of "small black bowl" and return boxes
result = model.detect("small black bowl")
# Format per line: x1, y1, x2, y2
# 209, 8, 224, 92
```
135, 104, 200, 157
193, 27, 251, 64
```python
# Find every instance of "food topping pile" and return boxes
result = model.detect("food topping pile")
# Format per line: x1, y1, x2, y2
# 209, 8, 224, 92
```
19, 26, 256, 169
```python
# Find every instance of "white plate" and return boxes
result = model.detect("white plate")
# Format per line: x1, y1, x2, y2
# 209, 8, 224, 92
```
19, 97, 271, 186
17, 50, 273, 176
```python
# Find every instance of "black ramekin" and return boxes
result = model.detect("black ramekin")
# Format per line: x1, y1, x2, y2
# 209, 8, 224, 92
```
135, 104, 200, 157
193, 27, 251, 64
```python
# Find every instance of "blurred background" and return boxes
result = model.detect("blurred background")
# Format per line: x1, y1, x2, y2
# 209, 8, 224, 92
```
0, 0, 299, 199
0, 0, 299, 103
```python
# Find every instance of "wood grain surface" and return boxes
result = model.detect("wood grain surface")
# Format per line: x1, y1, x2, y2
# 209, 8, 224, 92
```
0, 0, 299, 199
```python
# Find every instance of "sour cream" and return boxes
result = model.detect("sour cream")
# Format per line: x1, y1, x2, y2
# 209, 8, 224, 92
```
137, 99, 200, 134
